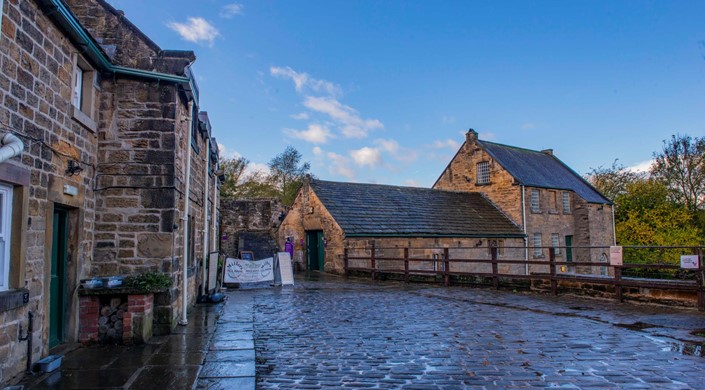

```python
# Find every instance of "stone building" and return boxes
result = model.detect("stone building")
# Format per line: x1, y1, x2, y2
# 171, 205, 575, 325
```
278, 179, 526, 274
220, 198, 285, 260
0, 0, 220, 386
433, 130, 614, 274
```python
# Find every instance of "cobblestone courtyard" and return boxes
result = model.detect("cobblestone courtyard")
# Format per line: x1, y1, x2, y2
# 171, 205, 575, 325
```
226, 274, 705, 389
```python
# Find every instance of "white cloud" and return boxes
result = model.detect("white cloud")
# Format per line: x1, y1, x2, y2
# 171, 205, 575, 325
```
218, 143, 241, 159
290, 112, 309, 120
220, 3, 244, 18
270, 66, 341, 96
312, 146, 323, 156
627, 159, 654, 173
167, 17, 219, 46
284, 124, 333, 144
350, 147, 382, 167
432, 139, 460, 150
246, 162, 270, 177
374, 138, 418, 163
326, 152, 356, 179
304, 96, 383, 139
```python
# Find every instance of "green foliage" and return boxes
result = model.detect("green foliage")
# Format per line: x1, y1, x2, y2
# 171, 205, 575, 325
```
651, 134, 705, 212
587, 160, 645, 202
269, 146, 311, 206
126, 272, 173, 292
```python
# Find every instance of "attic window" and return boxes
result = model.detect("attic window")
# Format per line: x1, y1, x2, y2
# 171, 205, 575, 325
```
476, 161, 490, 184
531, 189, 540, 212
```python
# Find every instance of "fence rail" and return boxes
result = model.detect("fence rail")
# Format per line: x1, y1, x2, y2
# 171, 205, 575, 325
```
343, 244, 705, 311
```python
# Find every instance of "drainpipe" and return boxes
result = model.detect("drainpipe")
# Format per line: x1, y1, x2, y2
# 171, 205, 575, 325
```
0, 133, 24, 163
201, 137, 210, 296
211, 161, 218, 253
180, 102, 193, 326
611, 205, 616, 245
521, 185, 528, 275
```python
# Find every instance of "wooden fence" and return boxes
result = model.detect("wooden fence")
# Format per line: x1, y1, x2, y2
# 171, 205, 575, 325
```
343, 244, 705, 311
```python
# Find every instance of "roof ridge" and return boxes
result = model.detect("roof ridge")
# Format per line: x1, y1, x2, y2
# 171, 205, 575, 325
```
478, 139, 546, 155
312, 178, 485, 196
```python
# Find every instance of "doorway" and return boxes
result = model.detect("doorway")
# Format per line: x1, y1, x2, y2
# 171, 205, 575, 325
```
565, 235, 573, 263
305, 231, 325, 271
50, 207, 68, 348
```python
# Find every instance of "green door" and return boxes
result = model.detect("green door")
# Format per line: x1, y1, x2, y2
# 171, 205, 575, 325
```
50, 208, 68, 348
565, 235, 573, 263
306, 231, 325, 271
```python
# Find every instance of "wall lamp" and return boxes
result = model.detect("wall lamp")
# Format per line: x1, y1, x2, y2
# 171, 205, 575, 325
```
66, 159, 84, 176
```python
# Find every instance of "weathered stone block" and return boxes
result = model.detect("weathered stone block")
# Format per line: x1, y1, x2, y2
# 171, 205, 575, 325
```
136, 233, 172, 258
141, 189, 174, 209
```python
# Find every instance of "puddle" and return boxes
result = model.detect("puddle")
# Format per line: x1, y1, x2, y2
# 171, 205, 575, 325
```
614, 321, 658, 330
569, 306, 592, 311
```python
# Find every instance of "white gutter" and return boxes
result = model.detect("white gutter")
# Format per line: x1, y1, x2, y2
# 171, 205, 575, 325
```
521, 185, 528, 275
201, 137, 210, 295
180, 102, 193, 326
0, 133, 24, 163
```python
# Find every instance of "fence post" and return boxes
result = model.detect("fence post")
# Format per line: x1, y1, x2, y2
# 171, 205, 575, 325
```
491, 245, 499, 289
370, 242, 376, 281
615, 266, 623, 303
549, 247, 557, 295
696, 248, 704, 311
404, 247, 410, 283
343, 248, 349, 279
444, 248, 450, 287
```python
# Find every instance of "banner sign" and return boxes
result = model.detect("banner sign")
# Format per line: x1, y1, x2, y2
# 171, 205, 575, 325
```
277, 252, 295, 286
680, 255, 700, 269
223, 257, 274, 283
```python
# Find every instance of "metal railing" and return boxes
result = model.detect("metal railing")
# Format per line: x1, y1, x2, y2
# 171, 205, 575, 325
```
343, 244, 705, 311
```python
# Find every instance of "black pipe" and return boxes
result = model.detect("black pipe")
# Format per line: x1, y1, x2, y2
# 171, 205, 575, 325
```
19, 311, 33, 373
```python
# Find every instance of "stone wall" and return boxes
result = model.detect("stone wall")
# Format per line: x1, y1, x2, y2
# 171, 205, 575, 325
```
221, 198, 284, 259
0, 0, 99, 385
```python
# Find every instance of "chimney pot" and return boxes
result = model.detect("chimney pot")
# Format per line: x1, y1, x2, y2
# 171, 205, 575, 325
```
541, 149, 553, 156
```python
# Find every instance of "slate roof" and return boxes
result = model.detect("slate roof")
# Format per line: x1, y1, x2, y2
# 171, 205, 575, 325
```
309, 179, 525, 238
479, 141, 612, 204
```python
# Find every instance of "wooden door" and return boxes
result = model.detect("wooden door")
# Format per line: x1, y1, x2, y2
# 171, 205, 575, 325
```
50, 208, 68, 348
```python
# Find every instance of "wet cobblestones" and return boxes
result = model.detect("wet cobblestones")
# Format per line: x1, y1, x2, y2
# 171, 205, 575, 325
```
237, 274, 705, 389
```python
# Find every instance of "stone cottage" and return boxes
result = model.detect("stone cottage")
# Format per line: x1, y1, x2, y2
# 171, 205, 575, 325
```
278, 178, 526, 274
434, 130, 614, 274
0, 0, 220, 386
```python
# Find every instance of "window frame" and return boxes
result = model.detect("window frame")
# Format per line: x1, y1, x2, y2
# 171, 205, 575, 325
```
533, 233, 543, 258
0, 182, 13, 291
487, 239, 505, 257
71, 54, 97, 132
551, 233, 561, 256
562, 192, 571, 213
476, 161, 490, 185
530, 189, 540, 213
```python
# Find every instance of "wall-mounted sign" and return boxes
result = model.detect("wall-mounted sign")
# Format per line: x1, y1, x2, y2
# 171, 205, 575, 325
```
680, 255, 700, 269
223, 257, 273, 283
239, 251, 254, 261
609, 246, 623, 266
277, 252, 295, 286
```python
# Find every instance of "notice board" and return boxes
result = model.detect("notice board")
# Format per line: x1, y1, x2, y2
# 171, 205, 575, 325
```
277, 252, 295, 286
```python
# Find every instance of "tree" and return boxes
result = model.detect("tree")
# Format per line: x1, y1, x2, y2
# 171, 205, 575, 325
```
219, 156, 279, 200
651, 134, 705, 212
219, 156, 249, 200
586, 160, 645, 202
268, 146, 311, 206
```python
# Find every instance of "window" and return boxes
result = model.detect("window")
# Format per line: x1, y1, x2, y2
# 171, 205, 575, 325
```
562, 192, 571, 213
549, 191, 557, 212
531, 189, 540, 212
71, 54, 97, 131
476, 161, 490, 184
191, 106, 200, 154
0, 182, 13, 291
487, 239, 505, 257
533, 233, 542, 257
551, 233, 561, 256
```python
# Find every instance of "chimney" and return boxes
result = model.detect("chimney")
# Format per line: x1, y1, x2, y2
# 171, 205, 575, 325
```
465, 128, 478, 144
541, 149, 553, 156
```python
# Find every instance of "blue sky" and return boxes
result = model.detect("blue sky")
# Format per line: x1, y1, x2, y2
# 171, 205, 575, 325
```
106, 0, 705, 187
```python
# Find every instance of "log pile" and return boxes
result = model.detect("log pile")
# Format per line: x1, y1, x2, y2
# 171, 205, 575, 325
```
98, 297, 126, 343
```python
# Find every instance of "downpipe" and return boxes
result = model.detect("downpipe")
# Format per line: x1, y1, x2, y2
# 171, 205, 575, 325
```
19, 311, 33, 373
180, 102, 193, 326
0, 133, 25, 163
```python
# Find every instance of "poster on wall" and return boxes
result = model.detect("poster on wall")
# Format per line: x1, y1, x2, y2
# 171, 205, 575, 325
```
609, 246, 623, 266
223, 257, 274, 283
680, 255, 700, 269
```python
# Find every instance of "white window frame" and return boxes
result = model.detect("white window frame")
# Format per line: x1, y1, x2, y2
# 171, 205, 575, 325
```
0, 182, 13, 291
531, 189, 540, 212
562, 192, 571, 213
551, 233, 561, 256
476, 161, 490, 184
71, 54, 97, 132
533, 233, 542, 257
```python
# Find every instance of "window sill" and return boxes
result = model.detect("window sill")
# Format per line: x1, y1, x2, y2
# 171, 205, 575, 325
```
0, 288, 29, 313
475, 182, 492, 186
533, 255, 545, 259
72, 106, 97, 133
548, 210, 560, 215
530, 210, 541, 214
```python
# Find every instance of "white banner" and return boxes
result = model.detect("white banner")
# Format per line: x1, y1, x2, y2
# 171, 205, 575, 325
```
223, 257, 274, 283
